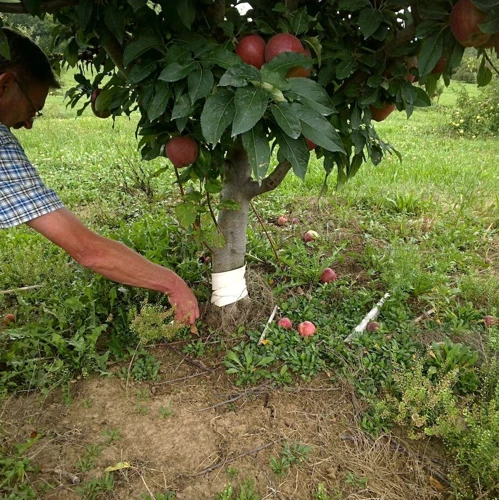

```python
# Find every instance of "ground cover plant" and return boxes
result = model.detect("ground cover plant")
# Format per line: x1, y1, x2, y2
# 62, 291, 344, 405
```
0, 72, 498, 498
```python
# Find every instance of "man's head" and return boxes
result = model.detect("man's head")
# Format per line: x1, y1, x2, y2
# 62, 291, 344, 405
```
0, 27, 60, 130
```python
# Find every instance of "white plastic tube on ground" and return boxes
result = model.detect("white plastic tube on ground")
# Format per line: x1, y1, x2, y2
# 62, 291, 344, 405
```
211, 265, 249, 307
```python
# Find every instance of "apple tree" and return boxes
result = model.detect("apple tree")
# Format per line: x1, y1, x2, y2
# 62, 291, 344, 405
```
1, 0, 499, 309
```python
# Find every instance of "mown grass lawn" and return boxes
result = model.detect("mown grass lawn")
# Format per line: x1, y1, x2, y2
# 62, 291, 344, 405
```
1, 76, 498, 499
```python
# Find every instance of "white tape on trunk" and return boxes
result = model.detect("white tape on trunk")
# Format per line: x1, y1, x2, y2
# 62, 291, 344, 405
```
211, 265, 248, 307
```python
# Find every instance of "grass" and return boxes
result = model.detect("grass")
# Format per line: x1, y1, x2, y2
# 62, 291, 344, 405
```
1, 74, 499, 499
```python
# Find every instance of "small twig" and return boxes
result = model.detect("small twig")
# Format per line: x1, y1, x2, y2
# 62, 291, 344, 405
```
125, 341, 141, 397
483, 50, 499, 77
414, 308, 435, 323
258, 305, 279, 345
185, 440, 279, 477
0, 285, 43, 295
195, 382, 272, 412
282, 386, 340, 393
164, 344, 211, 372
140, 474, 156, 500
250, 200, 281, 266
206, 192, 220, 232
173, 166, 185, 197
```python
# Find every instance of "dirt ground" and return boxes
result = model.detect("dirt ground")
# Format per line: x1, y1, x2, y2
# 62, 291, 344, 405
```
1, 346, 450, 500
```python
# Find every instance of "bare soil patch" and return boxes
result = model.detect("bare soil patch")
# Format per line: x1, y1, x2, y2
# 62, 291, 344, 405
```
1, 348, 447, 499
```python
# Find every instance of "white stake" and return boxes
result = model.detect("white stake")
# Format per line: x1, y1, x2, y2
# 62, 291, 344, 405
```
344, 293, 390, 344
258, 305, 279, 345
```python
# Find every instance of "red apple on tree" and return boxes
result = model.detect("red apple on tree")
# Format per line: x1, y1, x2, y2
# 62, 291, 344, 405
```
265, 33, 311, 78
431, 57, 447, 75
369, 103, 396, 122
320, 268, 337, 283
235, 34, 266, 69
165, 136, 199, 168
91, 89, 112, 119
450, 0, 491, 48
286, 46, 312, 78
305, 138, 317, 150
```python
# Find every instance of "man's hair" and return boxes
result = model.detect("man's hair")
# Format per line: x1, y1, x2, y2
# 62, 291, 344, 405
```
0, 27, 60, 89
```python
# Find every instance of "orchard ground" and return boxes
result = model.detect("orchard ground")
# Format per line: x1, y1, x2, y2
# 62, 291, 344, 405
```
1, 76, 499, 499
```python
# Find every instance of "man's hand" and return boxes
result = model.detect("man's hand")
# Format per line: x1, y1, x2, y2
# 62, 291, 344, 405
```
168, 282, 200, 325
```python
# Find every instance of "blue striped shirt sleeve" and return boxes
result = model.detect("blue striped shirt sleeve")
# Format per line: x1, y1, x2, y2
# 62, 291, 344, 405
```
0, 124, 64, 228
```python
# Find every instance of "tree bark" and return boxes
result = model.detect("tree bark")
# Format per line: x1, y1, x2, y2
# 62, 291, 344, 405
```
212, 144, 252, 274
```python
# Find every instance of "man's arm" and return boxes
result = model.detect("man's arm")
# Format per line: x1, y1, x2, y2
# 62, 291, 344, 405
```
27, 208, 199, 325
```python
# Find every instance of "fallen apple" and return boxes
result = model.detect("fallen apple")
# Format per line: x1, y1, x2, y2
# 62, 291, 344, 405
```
298, 321, 316, 337
320, 268, 337, 283
235, 34, 266, 69
165, 136, 199, 168
484, 315, 498, 327
303, 230, 319, 243
450, 0, 491, 48
3, 313, 15, 326
277, 317, 293, 330
277, 216, 289, 226
367, 321, 380, 332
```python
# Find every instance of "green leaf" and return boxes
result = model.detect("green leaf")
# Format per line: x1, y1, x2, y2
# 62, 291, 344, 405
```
260, 67, 291, 91
123, 31, 163, 67
206, 47, 241, 69
358, 8, 383, 39
172, 94, 192, 119
418, 31, 443, 77
262, 51, 312, 76
175, 202, 198, 228
286, 77, 336, 116
94, 89, 114, 112
477, 56, 493, 87
274, 128, 310, 179
127, 61, 157, 85
177, 0, 196, 29
128, 0, 147, 11
232, 87, 269, 137
147, 82, 171, 121
159, 60, 197, 82
293, 103, 345, 154
188, 67, 214, 102
201, 89, 235, 144
416, 20, 441, 39
270, 102, 302, 139
76, 0, 93, 29
0, 29, 10, 60
291, 7, 309, 35
20, 0, 40, 15
242, 122, 271, 181
480, 7, 499, 33
63, 38, 79, 67
473, 0, 499, 13
336, 58, 355, 79
219, 64, 261, 87
104, 5, 125, 44
338, 0, 370, 9
205, 178, 223, 194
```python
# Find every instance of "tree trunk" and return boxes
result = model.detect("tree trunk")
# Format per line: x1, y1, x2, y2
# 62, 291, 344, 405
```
210, 144, 252, 307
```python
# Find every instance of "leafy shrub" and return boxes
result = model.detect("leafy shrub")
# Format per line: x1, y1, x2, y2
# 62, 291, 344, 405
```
448, 80, 499, 137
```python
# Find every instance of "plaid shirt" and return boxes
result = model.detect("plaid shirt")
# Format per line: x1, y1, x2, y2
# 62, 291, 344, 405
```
0, 123, 63, 228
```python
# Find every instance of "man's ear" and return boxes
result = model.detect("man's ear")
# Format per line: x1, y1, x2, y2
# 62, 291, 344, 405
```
0, 72, 15, 97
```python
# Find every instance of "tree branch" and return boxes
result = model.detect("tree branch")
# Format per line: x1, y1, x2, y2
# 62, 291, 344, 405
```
211, 0, 225, 24
0, 0, 76, 14
245, 160, 292, 198
103, 36, 128, 77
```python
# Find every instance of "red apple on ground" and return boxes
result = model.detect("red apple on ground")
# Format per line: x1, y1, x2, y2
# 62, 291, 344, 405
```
305, 138, 317, 150
165, 136, 199, 168
235, 34, 266, 69
431, 57, 447, 75
320, 268, 337, 283
3, 313, 15, 326
450, 0, 491, 48
484, 315, 498, 327
303, 230, 319, 243
298, 321, 316, 337
369, 103, 396, 122
91, 89, 112, 119
277, 317, 293, 330
277, 216, 289, 226
367, 321, 380, 332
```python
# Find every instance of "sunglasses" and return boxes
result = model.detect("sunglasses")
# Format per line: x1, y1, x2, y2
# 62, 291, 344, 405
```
12, 75, 43, 120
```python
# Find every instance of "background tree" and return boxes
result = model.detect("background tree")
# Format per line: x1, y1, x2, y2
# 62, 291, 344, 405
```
1, 0, 499, 312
